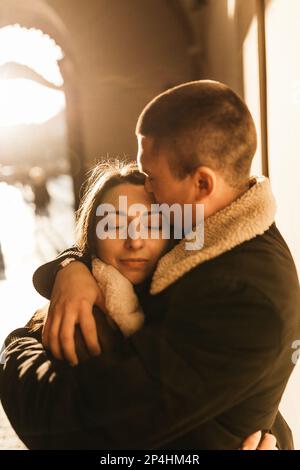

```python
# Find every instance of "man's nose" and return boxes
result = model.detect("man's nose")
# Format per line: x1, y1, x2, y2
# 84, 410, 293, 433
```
144, 178, 153, 194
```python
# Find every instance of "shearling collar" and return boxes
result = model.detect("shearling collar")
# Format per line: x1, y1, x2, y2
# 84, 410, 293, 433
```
150, 176, 276, 294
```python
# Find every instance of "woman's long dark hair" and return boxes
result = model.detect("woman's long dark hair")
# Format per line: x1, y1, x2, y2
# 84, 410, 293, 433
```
75, 160, 146, 256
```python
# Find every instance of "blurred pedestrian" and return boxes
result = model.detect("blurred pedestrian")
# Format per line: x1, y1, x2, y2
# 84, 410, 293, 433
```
29, 167, 50, 217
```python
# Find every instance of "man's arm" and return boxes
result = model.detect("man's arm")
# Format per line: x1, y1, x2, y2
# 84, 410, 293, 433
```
33, 254, 104, 364
0, 280, 283, 449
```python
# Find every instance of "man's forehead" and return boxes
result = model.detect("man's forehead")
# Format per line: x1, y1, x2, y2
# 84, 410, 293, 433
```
137, 135, 159, 173
138, 155, 150, 172
138, 135, 158, 154
138, 155, 153, 176
137, 135, 153, 171
137, 153, 145, 173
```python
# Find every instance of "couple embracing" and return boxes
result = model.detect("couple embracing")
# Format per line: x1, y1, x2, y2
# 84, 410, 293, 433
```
1, 80, 299, 450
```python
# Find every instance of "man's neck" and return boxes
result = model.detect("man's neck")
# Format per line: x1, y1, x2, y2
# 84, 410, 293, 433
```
203, 180, 251, 220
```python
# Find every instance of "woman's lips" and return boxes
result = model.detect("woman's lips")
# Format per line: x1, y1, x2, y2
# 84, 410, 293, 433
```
119, 258, 148, 269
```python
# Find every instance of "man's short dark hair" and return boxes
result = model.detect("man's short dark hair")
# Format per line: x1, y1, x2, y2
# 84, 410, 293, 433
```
136, 80, 257, 190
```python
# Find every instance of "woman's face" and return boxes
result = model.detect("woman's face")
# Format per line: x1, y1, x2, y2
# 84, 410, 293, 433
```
94, 183, 170, 284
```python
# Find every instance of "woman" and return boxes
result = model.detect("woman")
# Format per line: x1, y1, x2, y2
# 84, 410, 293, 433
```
29, 160, 171, 361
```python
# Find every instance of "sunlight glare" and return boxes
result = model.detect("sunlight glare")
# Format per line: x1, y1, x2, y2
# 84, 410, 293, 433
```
0, 25, 64, 86
227, 0, 236, 19
0, 79, 65, 126
0, 25, 65, 126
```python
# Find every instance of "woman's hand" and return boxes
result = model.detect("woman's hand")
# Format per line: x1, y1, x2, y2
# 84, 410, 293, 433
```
240, 430, 277, 450
42, 261, 104, 365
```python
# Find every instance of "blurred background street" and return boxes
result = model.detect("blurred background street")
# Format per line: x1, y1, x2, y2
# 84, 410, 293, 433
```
0, 176, 75, 449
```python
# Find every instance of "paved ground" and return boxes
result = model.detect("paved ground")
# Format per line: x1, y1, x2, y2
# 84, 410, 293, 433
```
0, 177, 299, 450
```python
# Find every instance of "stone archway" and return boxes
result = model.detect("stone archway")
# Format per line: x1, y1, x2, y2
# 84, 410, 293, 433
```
0, 0, 86, 208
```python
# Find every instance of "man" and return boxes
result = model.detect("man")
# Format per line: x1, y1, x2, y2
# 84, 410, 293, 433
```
1, 81, 299, 449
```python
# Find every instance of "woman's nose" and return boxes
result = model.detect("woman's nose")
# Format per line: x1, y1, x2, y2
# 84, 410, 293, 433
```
125, 232, 145, 250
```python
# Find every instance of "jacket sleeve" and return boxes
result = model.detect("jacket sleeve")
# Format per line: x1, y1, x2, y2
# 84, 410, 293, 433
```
32, 247, 92, 299
0, 279, 283, 450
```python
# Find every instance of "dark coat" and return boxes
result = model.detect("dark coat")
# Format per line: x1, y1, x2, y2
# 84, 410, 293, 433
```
0, 223, 298, 449
0, 179, 299, 450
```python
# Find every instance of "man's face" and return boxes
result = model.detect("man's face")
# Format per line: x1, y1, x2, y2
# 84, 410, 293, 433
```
137, 135, 195, 208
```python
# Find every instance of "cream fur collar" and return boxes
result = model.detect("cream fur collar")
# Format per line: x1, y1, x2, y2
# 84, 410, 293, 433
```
150, 176, 276, 294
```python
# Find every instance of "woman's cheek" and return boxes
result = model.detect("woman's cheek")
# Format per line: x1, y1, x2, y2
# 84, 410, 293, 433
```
150, 238, 169, 263
96, 238, 116, 265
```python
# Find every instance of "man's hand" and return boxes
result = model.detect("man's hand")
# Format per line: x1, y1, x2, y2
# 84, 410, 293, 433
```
42, 261, 104, 365
240, 431, 277, 450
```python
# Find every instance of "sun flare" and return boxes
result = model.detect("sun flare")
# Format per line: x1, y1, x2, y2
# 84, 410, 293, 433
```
0, 25, 65, 126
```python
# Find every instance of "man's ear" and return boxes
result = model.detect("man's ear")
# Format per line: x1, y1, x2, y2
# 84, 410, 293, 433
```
193, 166, 216, 200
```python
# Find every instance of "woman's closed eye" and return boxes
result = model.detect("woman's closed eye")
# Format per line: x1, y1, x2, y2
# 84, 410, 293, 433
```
102, 214, 127, 231
142, 213, 163, 231
106, 224, 125, 231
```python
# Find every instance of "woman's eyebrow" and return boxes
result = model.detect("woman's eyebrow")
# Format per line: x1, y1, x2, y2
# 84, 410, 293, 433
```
141, 210, 163, 218
100, 210, 128, 216
100, 210, 161, 217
